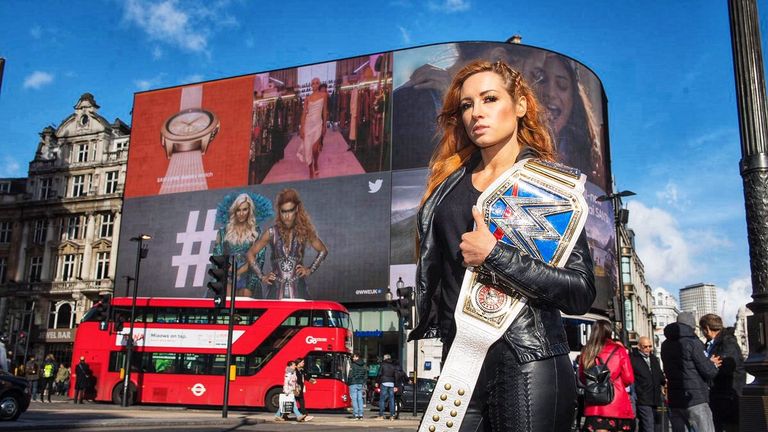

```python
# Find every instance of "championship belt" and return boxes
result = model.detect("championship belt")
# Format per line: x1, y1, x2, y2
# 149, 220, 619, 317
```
418, 159, 588, 432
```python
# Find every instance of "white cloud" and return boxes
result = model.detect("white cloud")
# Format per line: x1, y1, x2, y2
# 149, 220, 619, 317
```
398, 25, 411, 44
0, 156, 22, 177
717, 277, 752, 327
655, 181, 686, 208
182, 74, 204, 84
123, 0, 208, 54
23, 71, 54, 89
428, 0, 471, 12
134, 73, 165, 91
152, 46, 164, 60
627, 201, 696, 286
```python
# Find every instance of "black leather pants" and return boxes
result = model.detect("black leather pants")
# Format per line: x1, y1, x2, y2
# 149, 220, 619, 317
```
453, 341, 577, 432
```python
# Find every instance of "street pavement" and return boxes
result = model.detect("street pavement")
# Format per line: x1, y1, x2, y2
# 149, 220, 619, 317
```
0, 396, 420, 431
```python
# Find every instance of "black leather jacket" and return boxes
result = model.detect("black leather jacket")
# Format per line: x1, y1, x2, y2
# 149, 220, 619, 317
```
408, 148, 596, 364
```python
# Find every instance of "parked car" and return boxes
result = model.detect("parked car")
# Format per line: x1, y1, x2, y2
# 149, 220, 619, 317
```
0, 371, 30, 421
371, 378, 437, 415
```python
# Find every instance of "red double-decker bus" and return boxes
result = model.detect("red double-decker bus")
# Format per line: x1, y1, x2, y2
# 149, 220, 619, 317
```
71, 297, 352, 410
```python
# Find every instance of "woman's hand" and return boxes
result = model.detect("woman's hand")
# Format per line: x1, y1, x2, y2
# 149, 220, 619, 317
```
261, 272, 276, 284
460, 206, 497, 267
296, 265, 310, 278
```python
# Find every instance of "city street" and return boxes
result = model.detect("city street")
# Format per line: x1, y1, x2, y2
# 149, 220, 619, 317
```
0, 397, 420, 431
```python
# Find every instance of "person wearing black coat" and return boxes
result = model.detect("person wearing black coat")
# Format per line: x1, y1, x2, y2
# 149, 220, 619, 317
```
699, 314, 746, 432
73, 356, 92, 404
630, 336, 666, 432
376, 354, 397, 420
661, 312, 720, 432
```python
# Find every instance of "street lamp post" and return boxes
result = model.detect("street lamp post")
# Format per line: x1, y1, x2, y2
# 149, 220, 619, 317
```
597, 190, 635, 346
122, 275, 134, 298
122, 234, 150, 407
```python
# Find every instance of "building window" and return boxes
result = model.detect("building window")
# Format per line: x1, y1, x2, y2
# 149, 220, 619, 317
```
28, 256, 43, 282
0, 257, 6, 283
95, 252, 110, 280
33, 219, 47, 244
99, 213, 114, 238
39, 178, 53, 199
625, 298, 634, 332
64, 216, 80, 240
115, 139, 128, 150
0, 182, 10, 193
77, 143, 89, 162
49, 302, 75, 329
0, 221, 11, 243
621, 256, 631, 284
104, 171, 119, 194
71, 175, 86, 197
62, 254, 78, 281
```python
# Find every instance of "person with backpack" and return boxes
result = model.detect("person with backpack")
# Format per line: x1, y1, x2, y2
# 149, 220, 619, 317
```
578, 320, 635, 431
41, 354, 57, 403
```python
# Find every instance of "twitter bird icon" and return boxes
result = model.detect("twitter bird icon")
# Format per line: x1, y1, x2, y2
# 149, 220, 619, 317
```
368, 179, 383, 193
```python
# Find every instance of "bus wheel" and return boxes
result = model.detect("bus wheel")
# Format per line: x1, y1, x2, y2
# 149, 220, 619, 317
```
112, 383, 136, 406
265, 387, 282, 413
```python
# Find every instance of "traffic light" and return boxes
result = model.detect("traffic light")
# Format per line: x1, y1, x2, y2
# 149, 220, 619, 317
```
114, 314, 126, 333
207, 255, 230, 309
94, 295, 111, 330
396, 286, 414, 329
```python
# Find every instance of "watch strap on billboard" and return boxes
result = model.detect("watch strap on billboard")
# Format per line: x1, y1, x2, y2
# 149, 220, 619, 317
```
159, 85, 214, 195
418, 158, 588, 432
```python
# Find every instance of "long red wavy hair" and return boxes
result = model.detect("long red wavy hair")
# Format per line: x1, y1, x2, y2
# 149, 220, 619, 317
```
422, 60, 555, 204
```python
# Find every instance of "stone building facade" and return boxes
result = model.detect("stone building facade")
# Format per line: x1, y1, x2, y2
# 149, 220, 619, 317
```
0, 93, 129, 367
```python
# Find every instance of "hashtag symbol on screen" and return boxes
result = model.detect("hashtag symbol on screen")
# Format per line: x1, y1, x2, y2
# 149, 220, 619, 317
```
171, 209, 218, 288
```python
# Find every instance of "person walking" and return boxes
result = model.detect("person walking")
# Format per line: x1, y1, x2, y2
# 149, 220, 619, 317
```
699, 313, 746, 432
293, 358, 316, 418
25, 356, 40, 401
73, 356, 92, 404
630, 336, 666, 432
661, 312, 721, 432
376, 354, 397, 421
274, 361, 312, 422
578, 320, 635, 431
348, 353, 368, 420
40, 354, 57, 403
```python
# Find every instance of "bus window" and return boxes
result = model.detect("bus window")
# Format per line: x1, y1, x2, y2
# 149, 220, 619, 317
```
312, 310, 350, 328
180, 309, 212, 324
280, 310, 311, 327
306, 352, 348, 381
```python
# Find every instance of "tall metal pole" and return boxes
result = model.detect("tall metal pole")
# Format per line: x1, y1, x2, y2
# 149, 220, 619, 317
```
412, 339, 418, 417
222, 255, 236, 418
22, 302, 34, 362
122, 235, 148, 407
728, 0, 768, 429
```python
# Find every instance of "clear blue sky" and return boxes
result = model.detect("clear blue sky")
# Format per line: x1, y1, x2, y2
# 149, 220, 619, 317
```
1, 0, 762, 323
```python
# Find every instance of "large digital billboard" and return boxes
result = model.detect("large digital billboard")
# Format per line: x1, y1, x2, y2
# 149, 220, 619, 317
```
118, 41, 615, 309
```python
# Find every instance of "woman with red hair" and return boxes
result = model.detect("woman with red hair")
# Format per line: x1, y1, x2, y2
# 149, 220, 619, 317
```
409, 59, 595, 431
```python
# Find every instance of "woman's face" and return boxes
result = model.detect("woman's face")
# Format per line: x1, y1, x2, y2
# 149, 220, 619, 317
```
235, 201, 251, 224
459, 71, 525, 150
533, 56, 574, 137
311, 78, 320, 92
279, 201, 298, 228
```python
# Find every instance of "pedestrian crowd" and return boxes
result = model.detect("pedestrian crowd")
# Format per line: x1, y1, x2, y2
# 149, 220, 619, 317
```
572, 313, 745, 432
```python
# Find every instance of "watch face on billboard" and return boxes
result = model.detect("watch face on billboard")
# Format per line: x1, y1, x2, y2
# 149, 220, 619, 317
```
119, 41, 613, 310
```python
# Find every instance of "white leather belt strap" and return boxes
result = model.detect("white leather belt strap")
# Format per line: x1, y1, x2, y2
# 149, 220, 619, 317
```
418, 274, 526, 432
418, 158, 588, 432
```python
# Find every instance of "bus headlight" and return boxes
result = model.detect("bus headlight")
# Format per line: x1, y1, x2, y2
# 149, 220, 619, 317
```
341, 394, 348, 402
